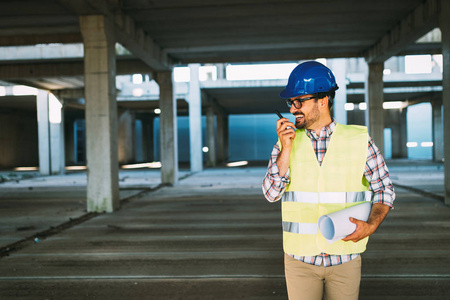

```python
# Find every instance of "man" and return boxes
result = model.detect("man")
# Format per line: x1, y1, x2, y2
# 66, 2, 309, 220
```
262, 61, 395, 300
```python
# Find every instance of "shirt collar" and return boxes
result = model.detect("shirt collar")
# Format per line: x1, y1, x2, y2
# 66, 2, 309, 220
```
305, 119, 337, 139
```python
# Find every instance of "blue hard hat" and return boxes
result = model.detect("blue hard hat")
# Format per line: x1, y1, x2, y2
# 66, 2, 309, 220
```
280, 61, 339, 99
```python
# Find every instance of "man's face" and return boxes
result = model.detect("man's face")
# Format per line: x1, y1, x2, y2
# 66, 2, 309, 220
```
289, 94, 320, 129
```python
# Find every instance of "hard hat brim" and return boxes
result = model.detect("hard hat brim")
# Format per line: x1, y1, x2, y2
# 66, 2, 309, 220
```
279, 88, 304, 99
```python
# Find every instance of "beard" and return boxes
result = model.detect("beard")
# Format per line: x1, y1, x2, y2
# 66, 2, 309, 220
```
294, 102, 320, 129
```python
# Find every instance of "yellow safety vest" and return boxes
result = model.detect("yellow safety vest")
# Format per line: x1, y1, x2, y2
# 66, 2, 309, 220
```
281, 123, 371, 256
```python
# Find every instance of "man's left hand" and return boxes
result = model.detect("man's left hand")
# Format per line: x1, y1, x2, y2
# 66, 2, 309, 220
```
341, 218, 376, 242
342, 203, 391, 243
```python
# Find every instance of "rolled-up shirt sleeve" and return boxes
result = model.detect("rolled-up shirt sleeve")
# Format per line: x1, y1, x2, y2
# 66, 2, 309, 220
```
364, 136, 396, 208
262, 143, 290, 202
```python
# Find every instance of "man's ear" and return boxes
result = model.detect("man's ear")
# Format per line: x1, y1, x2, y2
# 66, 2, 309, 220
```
319, 96, 329, 109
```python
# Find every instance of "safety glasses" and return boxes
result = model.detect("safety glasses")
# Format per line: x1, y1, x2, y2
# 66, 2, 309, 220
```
285, 96, 316, 109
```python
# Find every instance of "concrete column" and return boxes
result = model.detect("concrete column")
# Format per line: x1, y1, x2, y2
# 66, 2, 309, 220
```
37, 90, 50, 175
216, 111, 229, 164
139, 113, 154, 162
64, 115, 75, 165
80, 15, 119, 213
432, 102, 444, 162
390, 108, 408, 158
135, 118, 143, 163
439, 0, 450, 205
400, 108, 408, 158
330, 59, 347, 124
188, 64, 203, 172
157, 70, 178, 185
365, 62, 385, 155
206, 106, 216, 167
224, 114, 229, 163
118, 109, 136, 164
49, 94, 65, 174
216, 63, 226, 80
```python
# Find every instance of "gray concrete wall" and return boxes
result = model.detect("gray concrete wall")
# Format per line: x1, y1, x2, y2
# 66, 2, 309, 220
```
0, 108, 38, 168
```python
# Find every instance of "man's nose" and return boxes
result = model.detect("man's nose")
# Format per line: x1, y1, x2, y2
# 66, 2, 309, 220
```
290, 105, 298, 114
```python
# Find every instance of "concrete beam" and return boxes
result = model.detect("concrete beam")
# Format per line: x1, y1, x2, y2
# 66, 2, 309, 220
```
114, 11, 172, 71
166, 40, 368, 55
0, 58, 152, 79
54, 89, 85, 100
364, 0, 439, 63
397, 42, 442, 56
0, 43, 84, 61
439, 0, 450, 205
0, 61, 84, 80
80, 14, 119, 213
178, 51, 364, 65
0, 24, 79, 37
0, 33, 82, 47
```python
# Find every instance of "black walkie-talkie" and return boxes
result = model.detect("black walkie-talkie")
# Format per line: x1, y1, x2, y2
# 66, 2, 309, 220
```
275, 110, 294, 130
274, 110, 284, 119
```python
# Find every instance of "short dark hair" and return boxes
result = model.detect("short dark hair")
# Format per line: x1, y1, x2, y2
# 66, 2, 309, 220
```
313, 88, 336, 109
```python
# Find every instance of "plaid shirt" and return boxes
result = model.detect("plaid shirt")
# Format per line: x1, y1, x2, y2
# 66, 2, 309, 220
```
262, 120, 395, 267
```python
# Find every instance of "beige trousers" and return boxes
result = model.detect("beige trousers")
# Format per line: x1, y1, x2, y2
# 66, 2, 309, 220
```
284, 254, 361, 300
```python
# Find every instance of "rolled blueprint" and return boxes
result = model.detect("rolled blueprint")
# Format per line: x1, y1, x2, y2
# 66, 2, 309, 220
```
318, 202, 372, 244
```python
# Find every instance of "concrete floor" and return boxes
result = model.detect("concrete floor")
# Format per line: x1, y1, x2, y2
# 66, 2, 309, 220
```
0, 161, 448, 299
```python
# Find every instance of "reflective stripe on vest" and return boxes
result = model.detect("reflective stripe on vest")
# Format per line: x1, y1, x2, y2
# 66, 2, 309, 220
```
281, 124, 371, 256
282, 191, 372, 226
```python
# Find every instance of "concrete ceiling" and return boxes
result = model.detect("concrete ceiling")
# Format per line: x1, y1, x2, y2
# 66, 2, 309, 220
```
0, 0, 443, 114
0, 0, 440, 63
125, 0, 438, 63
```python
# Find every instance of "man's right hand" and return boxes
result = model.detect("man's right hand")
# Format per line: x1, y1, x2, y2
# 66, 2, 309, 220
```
276, 118, 296, 177
276, 118, 296, 150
